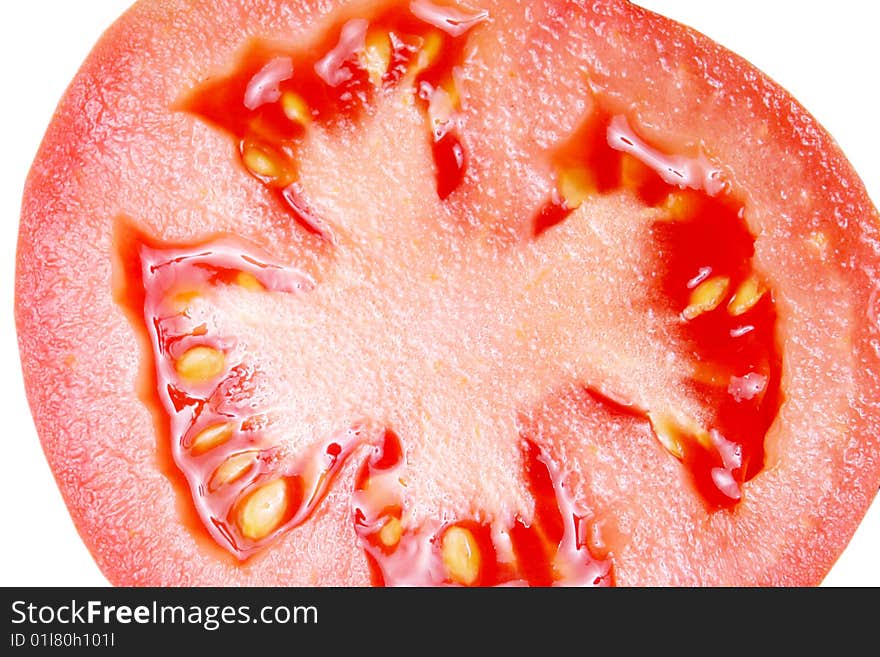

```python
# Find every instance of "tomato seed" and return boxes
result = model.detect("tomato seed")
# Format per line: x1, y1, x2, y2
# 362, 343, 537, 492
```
360, 30, 392, 86
682, 276, 730, 321
280, 91, 312, 126
727, 276, 764, 316
175, 346, 226, 384
234, 271, 264, 292
441, 525, 481, 585
378, 516, 403, 547
557, 166, 596, 210
237, 479, 290, 541
189, 422, 235, 456
210, 451, 259, 490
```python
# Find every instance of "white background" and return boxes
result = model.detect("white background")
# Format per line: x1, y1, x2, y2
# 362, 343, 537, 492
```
0, 1, 878, 587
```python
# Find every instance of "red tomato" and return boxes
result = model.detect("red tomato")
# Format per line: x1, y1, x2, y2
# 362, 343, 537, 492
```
11, 0, 880, 586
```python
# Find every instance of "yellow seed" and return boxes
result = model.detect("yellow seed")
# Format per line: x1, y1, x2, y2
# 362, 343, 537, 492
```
660, 191, 700, 221
361, 30, 392, 86
242, 144, 281, 179
210, 451, 259, 490
679, 414, 712, 449
378, 516, 403, 547
281, 91, 311, 126
440, 78, 460, 110
557, 167, 596, 209
190, 423, 235, 456
620, 153, 651, 189
727, 276, 765, 316
683, 276, 730, 321
648, 412, 685, 460
235, 271, 264, 291
649, 412, 712, 459
441, 526, 480, 585
169, 289, 200, 314
176, 346, 226, 384
237, 479, 289, 541
421, 31, 443, 63
411, 31, 443, 76
694, 427, 713, 450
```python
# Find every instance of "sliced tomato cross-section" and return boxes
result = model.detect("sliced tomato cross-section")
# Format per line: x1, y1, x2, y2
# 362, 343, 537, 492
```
15, 0, 880, 586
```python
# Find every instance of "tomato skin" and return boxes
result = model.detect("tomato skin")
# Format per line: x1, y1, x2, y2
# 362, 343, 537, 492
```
13, 0, 880, 586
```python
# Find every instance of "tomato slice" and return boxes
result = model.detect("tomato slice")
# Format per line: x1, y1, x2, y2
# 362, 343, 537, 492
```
14, 0, 880, 586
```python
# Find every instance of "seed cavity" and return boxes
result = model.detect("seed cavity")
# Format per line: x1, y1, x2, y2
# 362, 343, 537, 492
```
175, 346, 226, 384
237, 478, 290, 541
727, 276, 764, 316
682, 276, 729, 321
190, 422, 236, 456
441, 525, 480, 585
